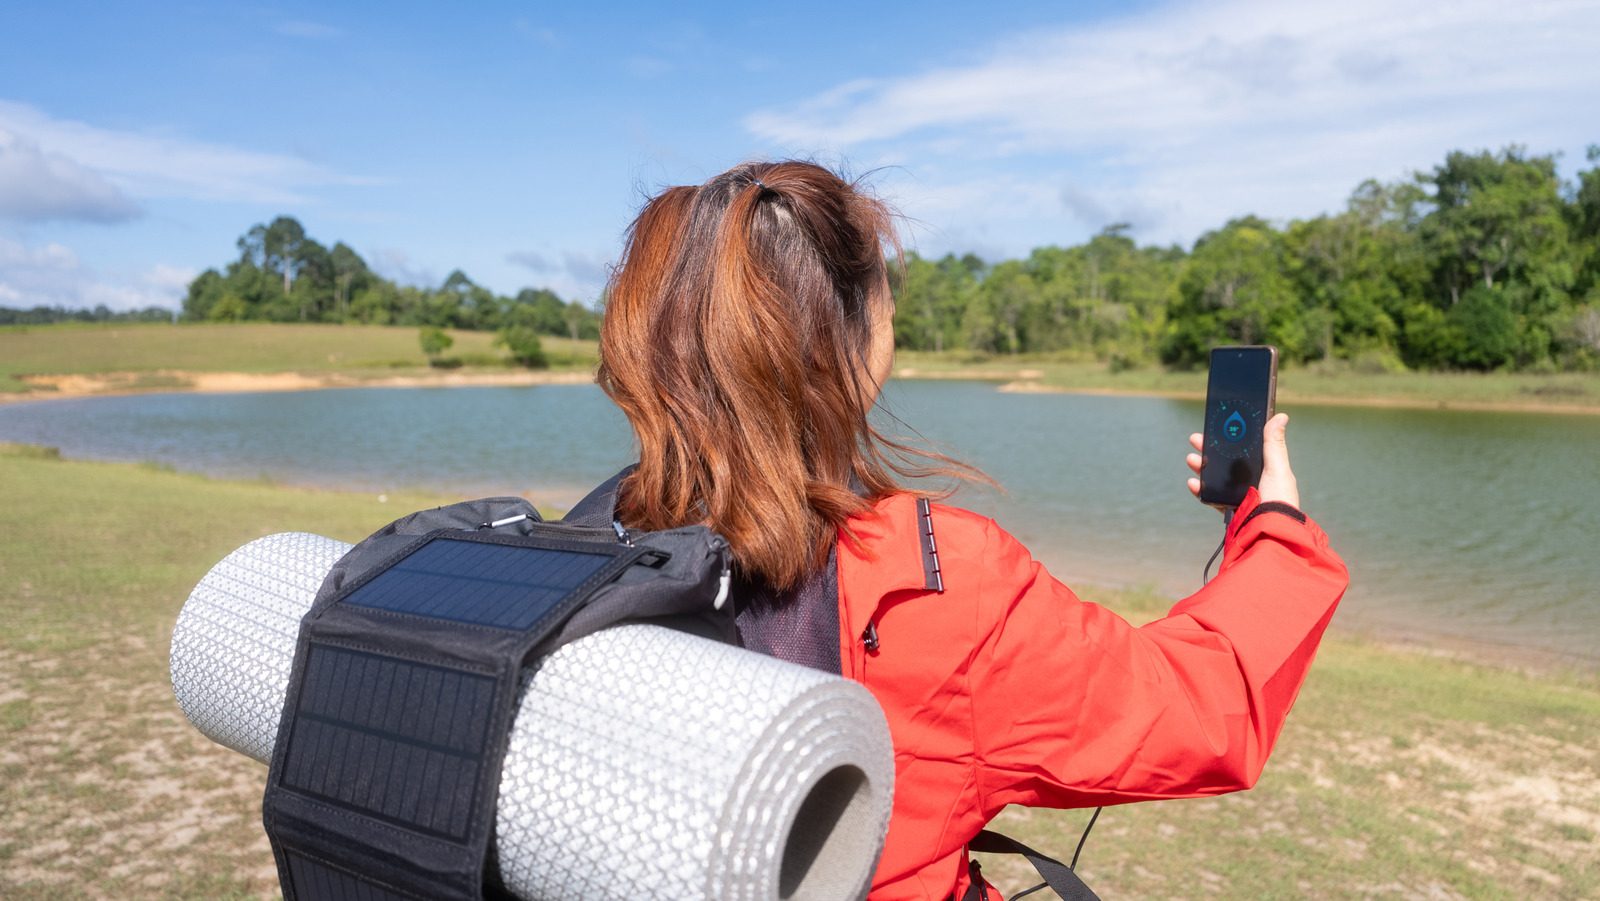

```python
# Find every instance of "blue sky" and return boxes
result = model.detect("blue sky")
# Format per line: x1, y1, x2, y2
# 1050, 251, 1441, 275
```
1, 0, 1596, 311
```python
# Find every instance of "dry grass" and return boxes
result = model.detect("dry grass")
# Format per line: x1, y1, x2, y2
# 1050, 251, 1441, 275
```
0, 640, 273, 899
0, 444, 467, 898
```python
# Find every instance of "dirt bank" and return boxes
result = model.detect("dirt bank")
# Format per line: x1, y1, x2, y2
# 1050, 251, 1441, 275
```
1, 368, 594, 404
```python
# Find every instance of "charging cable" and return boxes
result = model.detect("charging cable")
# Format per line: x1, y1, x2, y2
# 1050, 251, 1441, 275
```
1202, 508, 1236, 585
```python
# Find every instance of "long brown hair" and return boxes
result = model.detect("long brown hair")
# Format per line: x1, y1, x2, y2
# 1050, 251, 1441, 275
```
598, 161, 971, 589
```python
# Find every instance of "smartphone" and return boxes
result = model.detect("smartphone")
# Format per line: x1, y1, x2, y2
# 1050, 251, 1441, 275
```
1199, 345, 1278, 509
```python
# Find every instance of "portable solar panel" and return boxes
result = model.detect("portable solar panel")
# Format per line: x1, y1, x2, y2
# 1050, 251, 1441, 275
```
342, 537, 620, 629
263, 529, 657, 901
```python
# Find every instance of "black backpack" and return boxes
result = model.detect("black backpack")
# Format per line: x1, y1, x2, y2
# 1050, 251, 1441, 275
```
261, 468, 735, 901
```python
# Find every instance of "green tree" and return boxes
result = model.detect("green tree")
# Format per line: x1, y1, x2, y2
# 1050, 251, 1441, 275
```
287, 238, 332, 322
495, 325, 548, 368
1284, 180, 1426, 364
1422, 148, 1571, 299
238, 216, 309, 296
972, 260, 1037, 355
329, 242, 370, 321
1417, 147, 1575, 367
1162, 218, 1306, 366
1449, 285, 1519, 369
508, 288, 568, 335
182, 270, 226, 321
562, 301, 593, 342
206, 293, 249, 322
1569, 146, 1600, 303
892, 252, 982, 352
418, 326, 453, 361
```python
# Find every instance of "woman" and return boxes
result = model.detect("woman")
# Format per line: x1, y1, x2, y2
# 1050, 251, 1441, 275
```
596, 160, 1348, 901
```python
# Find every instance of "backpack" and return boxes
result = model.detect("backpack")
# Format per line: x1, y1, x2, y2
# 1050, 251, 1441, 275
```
261, 468, 736, 901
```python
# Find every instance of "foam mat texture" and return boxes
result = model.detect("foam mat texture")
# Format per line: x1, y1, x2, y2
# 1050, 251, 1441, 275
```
170, 533, 894, 901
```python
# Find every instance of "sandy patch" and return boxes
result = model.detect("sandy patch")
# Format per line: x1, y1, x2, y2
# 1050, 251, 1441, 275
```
896, 366, 1045, 381
4, 367, 596, 405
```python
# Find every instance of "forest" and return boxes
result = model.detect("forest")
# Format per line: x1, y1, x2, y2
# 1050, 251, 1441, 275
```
892, 145, 1600, 372
175, 217, 602, 341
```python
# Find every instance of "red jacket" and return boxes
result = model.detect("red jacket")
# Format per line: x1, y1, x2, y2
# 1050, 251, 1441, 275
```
835, 488, 1349, 901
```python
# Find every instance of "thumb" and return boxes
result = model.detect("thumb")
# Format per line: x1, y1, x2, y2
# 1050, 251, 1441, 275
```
1257, 413, 1299, 508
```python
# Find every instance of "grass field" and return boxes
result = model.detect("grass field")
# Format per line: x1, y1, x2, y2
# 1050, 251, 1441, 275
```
894, 351, 1600, 412
0, 322, 599, 394
1, 443, 1595, 899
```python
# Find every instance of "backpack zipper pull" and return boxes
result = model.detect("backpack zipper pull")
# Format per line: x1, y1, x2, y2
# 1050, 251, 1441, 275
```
612, 520, 634, 546
861, 622, 880, 652
713, 564, 731, 610
474, 513, 529, 530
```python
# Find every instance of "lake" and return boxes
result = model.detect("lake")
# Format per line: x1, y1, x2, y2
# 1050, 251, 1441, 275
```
2, 380, 1596, 663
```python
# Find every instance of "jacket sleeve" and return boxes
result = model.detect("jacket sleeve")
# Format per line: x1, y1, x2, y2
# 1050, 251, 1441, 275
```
969, 488, 1349, 815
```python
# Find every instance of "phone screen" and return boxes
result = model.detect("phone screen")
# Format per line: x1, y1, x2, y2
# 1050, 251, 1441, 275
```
1199, 345, 1278, 508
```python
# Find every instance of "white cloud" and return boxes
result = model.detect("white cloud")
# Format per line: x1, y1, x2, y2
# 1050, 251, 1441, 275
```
0, 131, 141, 222
0, 236, 194, 311
747, 0, 1600, 247
507, 248, 612, 300
367, 249, 439, 289
0, 99, 372, 206
506, 250, 554, 272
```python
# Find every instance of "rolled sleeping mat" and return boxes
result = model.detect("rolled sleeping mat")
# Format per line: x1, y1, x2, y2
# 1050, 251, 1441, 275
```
170, 532, 894, 901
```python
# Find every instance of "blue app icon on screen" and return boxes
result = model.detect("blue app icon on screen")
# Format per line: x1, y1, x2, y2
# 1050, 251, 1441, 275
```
1224, 410, 1246, 442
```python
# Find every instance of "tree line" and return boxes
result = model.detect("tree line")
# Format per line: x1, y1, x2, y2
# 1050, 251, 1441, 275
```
178, 217, 601, 341
892, 145, 1600, 371
0, 305, 176, 326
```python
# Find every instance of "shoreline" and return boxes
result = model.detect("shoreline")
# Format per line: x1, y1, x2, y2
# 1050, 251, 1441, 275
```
5, 364, 1600, 415
995, 378, 1600, 416
0, 367, 595, 404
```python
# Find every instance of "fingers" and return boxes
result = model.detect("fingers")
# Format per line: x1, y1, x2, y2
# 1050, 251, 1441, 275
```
1256, 413, 1300, 508
1187, 434, 1203, 498
1262, 413, 1289, 466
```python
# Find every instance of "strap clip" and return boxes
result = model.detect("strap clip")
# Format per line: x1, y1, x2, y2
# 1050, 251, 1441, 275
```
862, 622, 880, 652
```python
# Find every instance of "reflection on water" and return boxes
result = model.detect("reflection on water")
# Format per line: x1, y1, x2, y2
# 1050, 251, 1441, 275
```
0, 387, 635, 510
2, 381, 1596, 661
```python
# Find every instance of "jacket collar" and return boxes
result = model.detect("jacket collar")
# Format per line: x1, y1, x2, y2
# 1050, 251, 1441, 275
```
837, 493, 929, 623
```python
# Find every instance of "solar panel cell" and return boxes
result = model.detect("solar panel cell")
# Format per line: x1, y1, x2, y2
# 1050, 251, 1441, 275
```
285, 850, 413, 901
340, 537, 615, 630
282, 645, 495, 840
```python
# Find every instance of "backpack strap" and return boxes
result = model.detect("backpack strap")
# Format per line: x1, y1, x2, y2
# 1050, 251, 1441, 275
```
961, 830, 1102, 901
563, 464, 637, 527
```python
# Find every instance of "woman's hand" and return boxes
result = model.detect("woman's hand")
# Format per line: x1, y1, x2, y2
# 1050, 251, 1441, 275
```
1186, 412, 1300, 509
